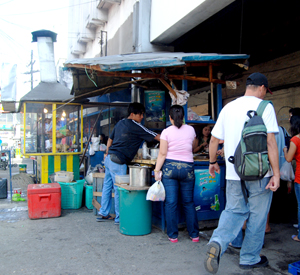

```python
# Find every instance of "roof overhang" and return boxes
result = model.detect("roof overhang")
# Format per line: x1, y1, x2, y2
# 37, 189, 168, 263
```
1, 102, 17, 113
64, 52, 249, 100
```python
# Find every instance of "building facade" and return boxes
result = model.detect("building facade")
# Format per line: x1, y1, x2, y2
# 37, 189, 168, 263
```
67, 0, 300, 131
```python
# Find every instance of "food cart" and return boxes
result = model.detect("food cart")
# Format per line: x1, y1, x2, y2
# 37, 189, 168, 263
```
20, 85, 83, 183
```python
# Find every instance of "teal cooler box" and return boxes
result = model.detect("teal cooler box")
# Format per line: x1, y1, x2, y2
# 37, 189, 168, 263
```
58, 180, 85, 209
119, 187, 152, 236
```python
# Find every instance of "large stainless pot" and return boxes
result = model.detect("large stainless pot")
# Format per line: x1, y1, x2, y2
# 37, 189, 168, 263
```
150, 148, 159, 159
128, 164, 151, 187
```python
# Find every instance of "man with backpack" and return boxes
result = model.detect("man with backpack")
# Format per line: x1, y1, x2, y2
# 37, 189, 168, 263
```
204, 72, 280, 274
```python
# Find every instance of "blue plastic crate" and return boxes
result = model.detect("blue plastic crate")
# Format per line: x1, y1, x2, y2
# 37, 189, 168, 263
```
288, 260, 300, 275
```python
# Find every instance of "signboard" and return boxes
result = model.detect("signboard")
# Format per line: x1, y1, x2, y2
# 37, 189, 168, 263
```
0, 125, 13, 130
144, 90, 166, 129
194, 169, 221, 212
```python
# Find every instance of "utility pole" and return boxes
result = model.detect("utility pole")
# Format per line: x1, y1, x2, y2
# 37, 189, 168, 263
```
23, 50, 39, 90
30, 50, 33, 90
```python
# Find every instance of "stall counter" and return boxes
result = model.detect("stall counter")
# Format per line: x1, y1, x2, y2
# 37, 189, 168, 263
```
103, 158, 226, 232
151, 159, 226, 232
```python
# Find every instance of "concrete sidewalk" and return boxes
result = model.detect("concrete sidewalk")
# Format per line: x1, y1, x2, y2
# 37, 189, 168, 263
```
0, 194, 299, 275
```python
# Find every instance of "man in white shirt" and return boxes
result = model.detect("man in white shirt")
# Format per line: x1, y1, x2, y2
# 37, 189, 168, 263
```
204, 72, 280, 273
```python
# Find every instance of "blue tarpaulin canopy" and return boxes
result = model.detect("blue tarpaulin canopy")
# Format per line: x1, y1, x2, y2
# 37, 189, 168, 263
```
65, 52, 249, 72
64, 52, 249, 100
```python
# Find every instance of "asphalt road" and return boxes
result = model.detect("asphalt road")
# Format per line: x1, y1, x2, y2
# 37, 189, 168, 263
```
0, 158, 35, 178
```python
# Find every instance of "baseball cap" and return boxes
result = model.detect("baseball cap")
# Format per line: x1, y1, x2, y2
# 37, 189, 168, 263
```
246, 72, 272, 94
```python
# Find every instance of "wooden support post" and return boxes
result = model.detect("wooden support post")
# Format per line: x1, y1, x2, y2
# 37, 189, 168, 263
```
209, 64, 215, 121
159, 78, 177, 98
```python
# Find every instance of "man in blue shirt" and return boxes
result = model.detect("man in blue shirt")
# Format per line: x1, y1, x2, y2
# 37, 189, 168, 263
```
97, 102, 160, 224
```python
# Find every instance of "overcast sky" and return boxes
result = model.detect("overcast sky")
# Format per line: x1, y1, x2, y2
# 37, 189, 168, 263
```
0, 0, 70, 96
0, 0, 69, 63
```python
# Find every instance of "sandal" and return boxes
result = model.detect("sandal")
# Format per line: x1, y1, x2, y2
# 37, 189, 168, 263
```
190, 237, 200, 243
168, 238, 178, 243
292, 235, 300, 242
96, 215, 114, 222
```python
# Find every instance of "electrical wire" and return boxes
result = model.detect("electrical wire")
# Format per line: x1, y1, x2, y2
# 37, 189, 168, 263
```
0, 29, 31, 61
85, 66, 98, 87
0, 0, 15, 6
0, 17, 31, 30
0, 0, 98, 17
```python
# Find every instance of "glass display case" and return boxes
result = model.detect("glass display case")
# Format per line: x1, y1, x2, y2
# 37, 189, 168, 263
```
185, 90, 216, 124
22, 102, 83, 155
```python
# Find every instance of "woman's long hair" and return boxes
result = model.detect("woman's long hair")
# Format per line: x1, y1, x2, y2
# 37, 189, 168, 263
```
290, 115, 300, 136
169, 105, 184, 128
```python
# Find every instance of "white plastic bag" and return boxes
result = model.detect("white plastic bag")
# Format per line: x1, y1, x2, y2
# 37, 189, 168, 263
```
89, 145, 95, 156
280, 161, 295, 181
146, 180, 165, 201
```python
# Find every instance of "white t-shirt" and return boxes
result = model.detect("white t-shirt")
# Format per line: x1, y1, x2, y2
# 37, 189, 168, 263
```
212, 96, 279, 180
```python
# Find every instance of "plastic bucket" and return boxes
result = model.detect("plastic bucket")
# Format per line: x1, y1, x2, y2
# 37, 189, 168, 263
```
119, 187, 152, 236
59, 179, 84, 209
19, 164, 27, 173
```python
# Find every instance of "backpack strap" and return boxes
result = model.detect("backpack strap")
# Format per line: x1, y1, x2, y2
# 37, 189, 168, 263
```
256, 100, 272, 117
280, 126, 290, 138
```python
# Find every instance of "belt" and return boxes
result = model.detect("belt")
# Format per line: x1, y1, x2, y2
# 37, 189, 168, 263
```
110, 154, 125, 165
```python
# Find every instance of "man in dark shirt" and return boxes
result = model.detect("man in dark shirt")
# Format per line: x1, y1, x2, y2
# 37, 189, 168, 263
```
97, 102, 160, 224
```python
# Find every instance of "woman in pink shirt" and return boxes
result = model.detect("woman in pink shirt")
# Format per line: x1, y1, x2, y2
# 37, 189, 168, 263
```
154, 105, 199, 243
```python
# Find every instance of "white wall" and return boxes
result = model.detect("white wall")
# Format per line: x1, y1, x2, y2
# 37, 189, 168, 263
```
68, 0, 139, 59
150, 0, 235, 44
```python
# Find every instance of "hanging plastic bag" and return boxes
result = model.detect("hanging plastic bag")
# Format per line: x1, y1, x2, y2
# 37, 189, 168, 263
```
280, 161, 295, 181
89, 145, 95, 156
146, 180, 165, 201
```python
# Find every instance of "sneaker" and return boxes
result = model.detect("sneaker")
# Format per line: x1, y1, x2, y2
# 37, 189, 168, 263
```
228, 242, 241, 249
190, 236, 200, 243
168, 238, 178, 243
114, 221, 119, 225
204, 241, 221, 274
293, 224, 299, 229
239, 255, 269, 270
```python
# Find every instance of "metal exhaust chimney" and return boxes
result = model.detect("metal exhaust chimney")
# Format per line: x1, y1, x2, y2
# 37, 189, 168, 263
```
32, 30, 57, 82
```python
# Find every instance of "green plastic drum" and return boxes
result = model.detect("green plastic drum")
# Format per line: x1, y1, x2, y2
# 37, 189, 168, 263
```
119, 187, 152, 236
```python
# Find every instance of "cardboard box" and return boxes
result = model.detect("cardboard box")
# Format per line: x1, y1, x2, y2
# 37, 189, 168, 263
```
54, 171, 74, 182
27, 183, 61, 219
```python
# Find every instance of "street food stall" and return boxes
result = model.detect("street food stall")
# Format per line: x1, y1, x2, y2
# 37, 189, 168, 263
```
19, 81, 84, 183
64, 52, 249, 230
20, 101, 83, 183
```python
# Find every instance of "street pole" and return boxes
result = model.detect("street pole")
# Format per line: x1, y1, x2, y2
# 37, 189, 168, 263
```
31, 50, 33, 91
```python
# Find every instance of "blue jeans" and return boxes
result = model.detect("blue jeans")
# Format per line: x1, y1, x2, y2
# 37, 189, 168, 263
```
99, 154, 127, 222
209, 177, 272, 265
162, 159, 199, 239
295, 182, 300, 239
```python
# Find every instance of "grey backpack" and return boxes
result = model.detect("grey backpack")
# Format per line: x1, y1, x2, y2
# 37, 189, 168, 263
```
228, 100, 271, 181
